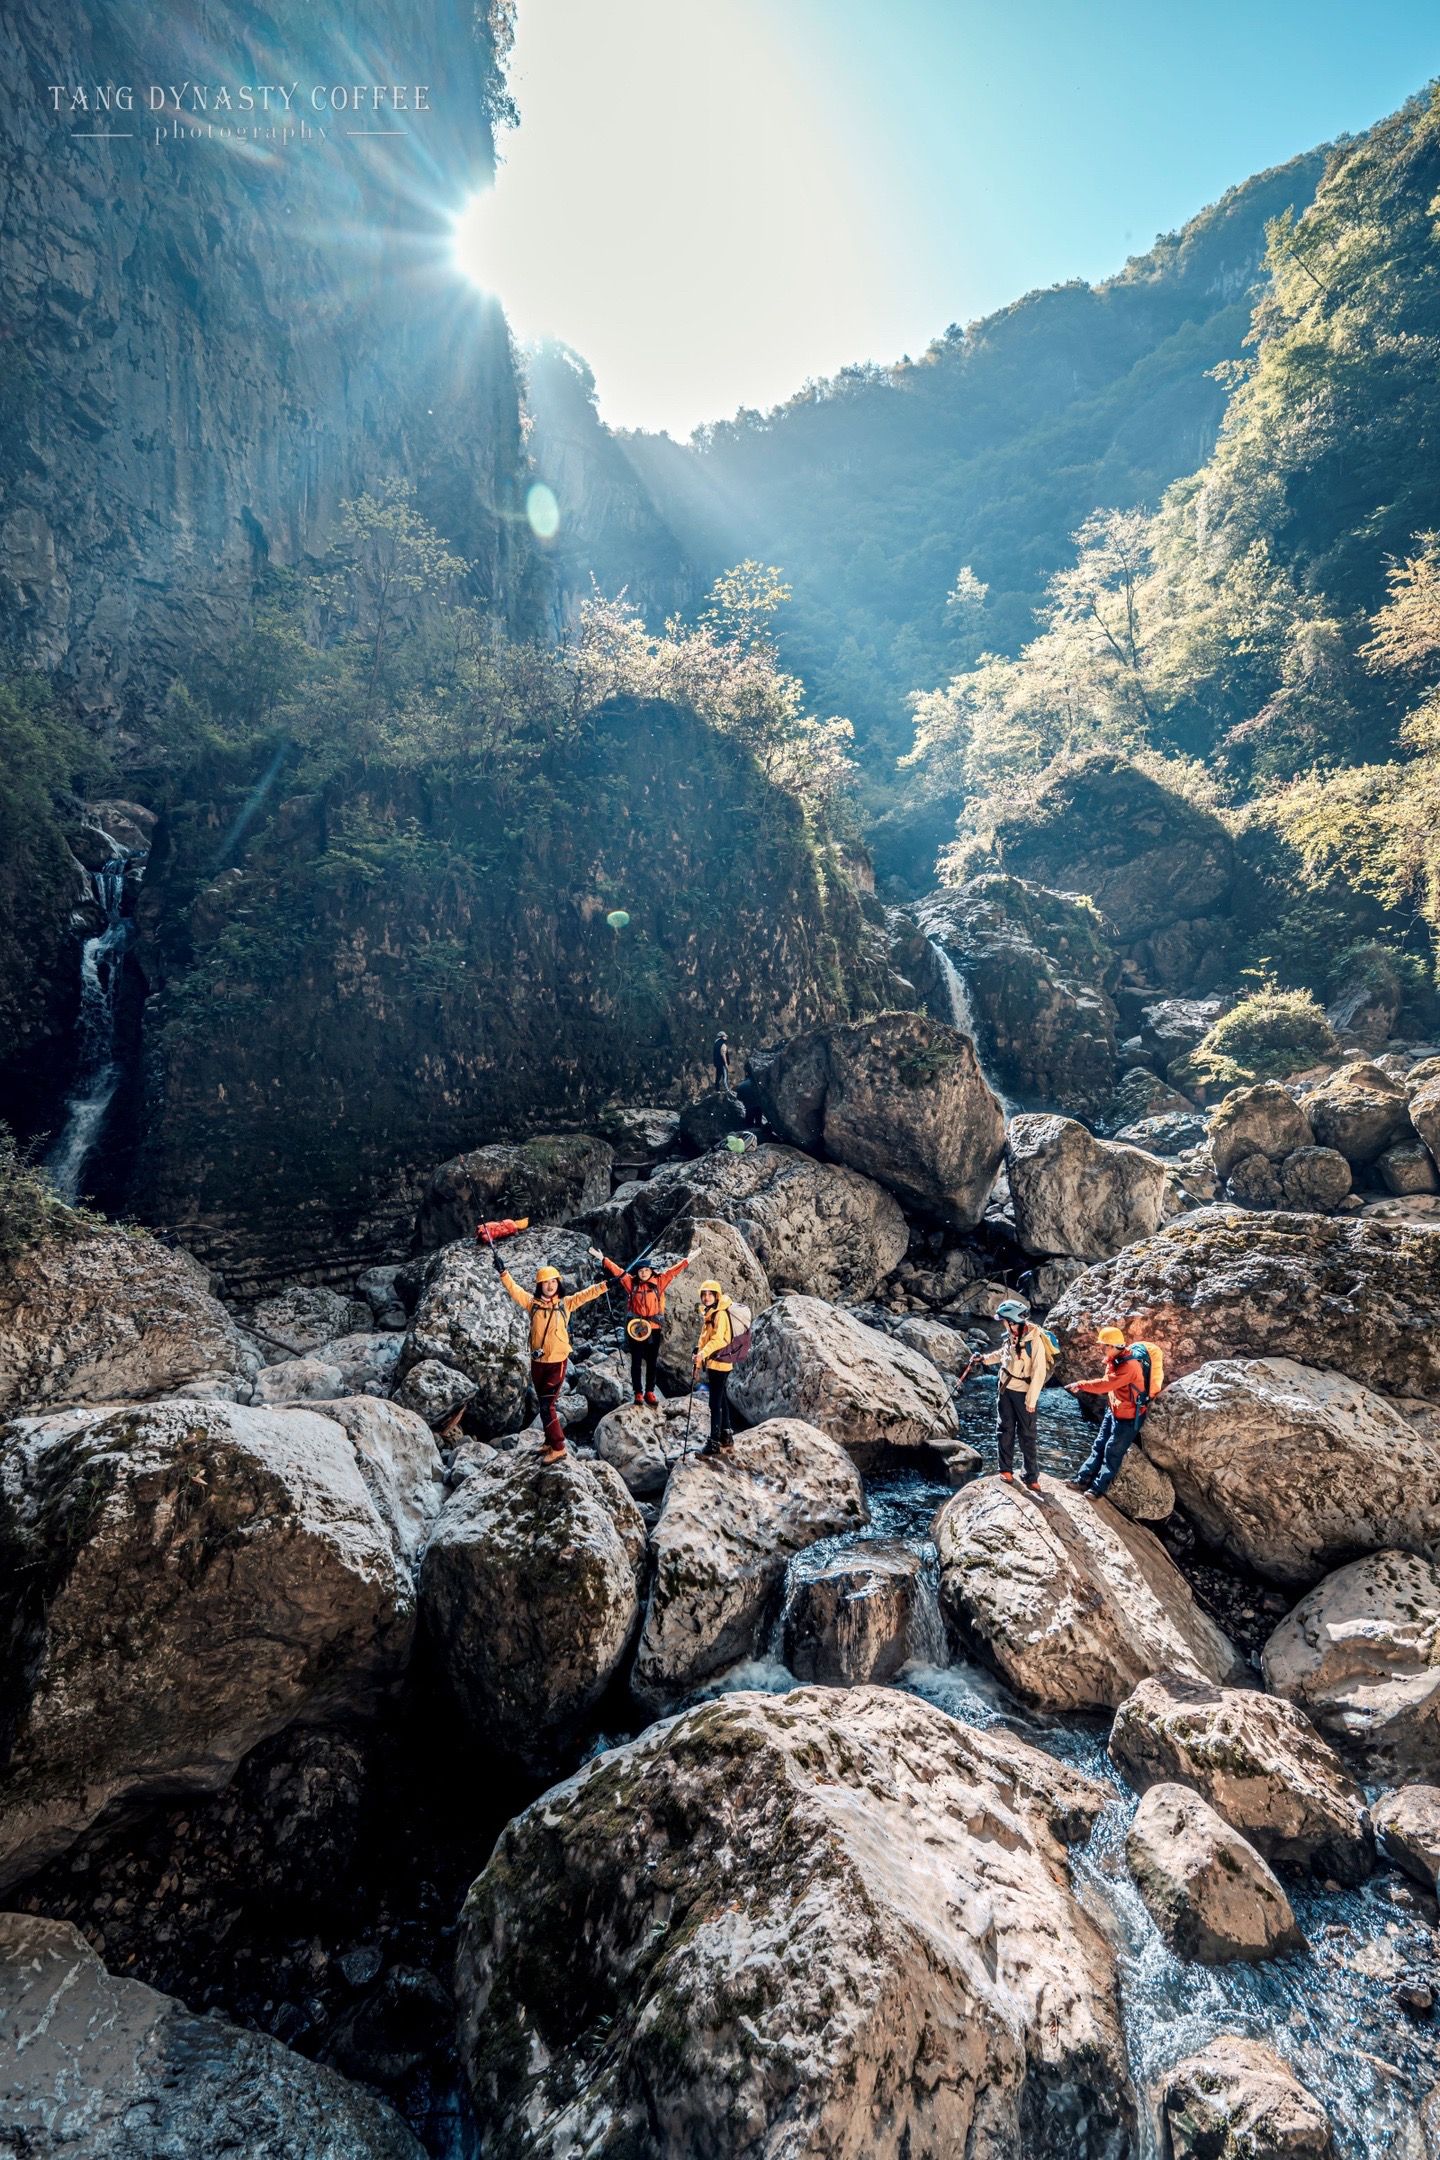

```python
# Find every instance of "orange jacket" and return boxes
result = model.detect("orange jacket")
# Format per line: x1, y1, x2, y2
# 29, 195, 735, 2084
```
499, 1273, 606, 1361
1074, 1352, 1147, 1421
602, 1255, 689, 1320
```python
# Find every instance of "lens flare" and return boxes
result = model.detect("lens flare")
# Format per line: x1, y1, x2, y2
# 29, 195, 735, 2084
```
526, 483, 560, 540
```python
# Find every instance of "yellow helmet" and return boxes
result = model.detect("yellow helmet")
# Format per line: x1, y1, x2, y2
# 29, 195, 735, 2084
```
699, 1279, 723, 1296
534, 1265, 561, 1286
1096, 1326, 1128, 1347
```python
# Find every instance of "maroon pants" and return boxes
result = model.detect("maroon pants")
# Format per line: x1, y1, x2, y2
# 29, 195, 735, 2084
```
533, 1358, 567, 1449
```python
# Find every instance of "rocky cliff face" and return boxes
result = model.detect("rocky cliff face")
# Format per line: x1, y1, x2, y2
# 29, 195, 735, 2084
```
136, 696, 895, 1281
0, 0, 539, 721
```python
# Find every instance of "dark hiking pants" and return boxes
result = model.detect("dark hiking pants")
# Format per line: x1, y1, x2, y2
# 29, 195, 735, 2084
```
997, 1387, 1038, 1481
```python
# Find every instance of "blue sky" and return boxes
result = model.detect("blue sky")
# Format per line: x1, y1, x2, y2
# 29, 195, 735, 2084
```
455, 0, 1438, 436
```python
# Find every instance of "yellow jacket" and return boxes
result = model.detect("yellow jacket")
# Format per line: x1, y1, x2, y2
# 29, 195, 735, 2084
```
499, 1272, 605, 1361
696, 1294, 735, 1372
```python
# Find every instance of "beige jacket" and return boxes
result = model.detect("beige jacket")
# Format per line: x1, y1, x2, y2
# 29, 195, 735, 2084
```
981, 1324, 1050, 1412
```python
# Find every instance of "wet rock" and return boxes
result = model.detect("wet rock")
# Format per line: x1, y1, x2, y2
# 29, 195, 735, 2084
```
650, 1216, 771, 1393
1278, 1146, 1351, 1211
390, 1357, 477, 1427
1005, 1114, 1170, 1261
632, 1418, 865, 1708
414, 1134, 613, 1249
784, 1543, 937, 1684
1143, 1358, 1440, 1586
247, 1283, 370, 1356
1379, 1139, 1439, 1194
455, 1686, 1132, 2158
1304, 1060, 1411, 1167
0, 1230, 258, 1410
1209, 1083, 1314, 1181
593, 1396, 691, 1497
1226, 1151, 1284, 1209
1109, 1673, 1371, 1882
399, 1229, 601, 1438
751, 1009, 1005, 1229
677, 1087, 749, 1150
1261, 1550, 1440, 1776
588, 1142, 908, 1302
1371, 1785, 1440, 1893
915, 875, 1121, 1113
731, 1293, 960, 1466
0, 1912, 424, 2158
419, 1445, 646, 1774
0, 1398, 420, 1890
1126, 1782, 1302, 1963
1161, 2036, 1334, 2159
934, 1477, 1238, 1713
1395, 1976, 1435, 2018
1050, 1206, 1440, 1401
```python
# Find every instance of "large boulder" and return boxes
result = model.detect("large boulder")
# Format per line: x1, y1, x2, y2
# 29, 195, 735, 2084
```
1100, 1066, 1196, 1136
592, 1395, 692, 1497
730, 1294, 960, 1466
933, 1478, 1238, 1713
784, 1543, 942, 1684
0, 1912, 425, 2159
1005, 1114, 1170, 1261
1109, 1674, 1371, 1882
588, 1143, 908, 1302
419, 1446, 646, 1774
651, 1215, 772, 1393
1371, 1785, 1440, 1893
1161, 2038, 1334, 2160
632, 1419, 865, 1708
1208, 1083, 1314, 1181
1142, 1358, 1440, 1586
1141, 997, 1224, 1073
1378, 1138, 1439, 1195
398, 1228, 602, 1438
455, 1686, 1134, 2158
1261, 1550, 1440, 1777
677, 1087, 749, 1150
980, 751, 1234, 944
1050, 1207, 1440, 1401
414, 1133, 613, 1249
1409, 1073, 1440, 1171
1303, 1061, 1411, 1168
1125, 1782, 1302, 1963
1277, 1146, 1351, 1212
0, 1231, 258, 1411
0, 1398, 424, 1890
246, 1283, 371, 1355
915, 876, 1120, 1112
751, 1010, 1004, 1228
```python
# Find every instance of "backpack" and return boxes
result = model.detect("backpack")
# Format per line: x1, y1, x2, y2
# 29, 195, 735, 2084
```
1127, 1340, 1164, 1410
727, 1301, 754, 1364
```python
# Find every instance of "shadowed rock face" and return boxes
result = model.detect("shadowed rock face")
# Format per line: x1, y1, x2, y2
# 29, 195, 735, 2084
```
0, 1396, 429, 1890
0, 1911, 425, 2159
455, 1686, 1134, 2160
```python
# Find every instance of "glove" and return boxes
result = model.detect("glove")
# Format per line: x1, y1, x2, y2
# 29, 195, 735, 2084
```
491, 1251, 507, 1276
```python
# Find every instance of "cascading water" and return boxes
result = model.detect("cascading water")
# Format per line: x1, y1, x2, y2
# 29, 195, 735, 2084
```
928, 934, 976, 1037
45, 851, 144, 1202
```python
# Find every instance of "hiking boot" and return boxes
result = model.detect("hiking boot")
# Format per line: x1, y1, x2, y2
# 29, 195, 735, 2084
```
644, 1391, 659, 1407
632, 1393, 644, 1406
1066, 1476, 1091, 1490
999, 1470, 1015, 1483
540, 1444, 567, 1465
1024, 1478, 1042, 1492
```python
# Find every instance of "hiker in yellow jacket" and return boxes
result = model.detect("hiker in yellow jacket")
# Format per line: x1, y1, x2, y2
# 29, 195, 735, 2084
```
693, 1279, 736, 1458
493, 1251, 606, 1464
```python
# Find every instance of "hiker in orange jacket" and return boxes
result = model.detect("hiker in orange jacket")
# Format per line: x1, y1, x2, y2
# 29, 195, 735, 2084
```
591, 1248, 690, 1406
1066, 1328, 1147, 1498
493, 1253, 606, 1463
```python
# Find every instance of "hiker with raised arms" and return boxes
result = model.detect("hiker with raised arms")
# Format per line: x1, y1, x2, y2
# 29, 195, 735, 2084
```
492, 1248, 606, 1465
589, 1245, 691, 1406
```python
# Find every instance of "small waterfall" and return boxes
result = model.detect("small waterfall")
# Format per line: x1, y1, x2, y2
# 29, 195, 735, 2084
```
928, 934, 977, 1036
45, 852, 144, 1203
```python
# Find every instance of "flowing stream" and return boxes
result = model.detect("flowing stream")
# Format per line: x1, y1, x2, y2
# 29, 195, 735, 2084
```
45, 850, 145, 1202
692, 1390, 1440, 2158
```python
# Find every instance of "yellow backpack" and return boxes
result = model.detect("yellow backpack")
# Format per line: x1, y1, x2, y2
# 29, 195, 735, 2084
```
1129, 1340, 1165, 1405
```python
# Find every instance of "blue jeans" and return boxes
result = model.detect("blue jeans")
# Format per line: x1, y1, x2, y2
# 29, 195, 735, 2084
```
1075, 1410, 1138, 1494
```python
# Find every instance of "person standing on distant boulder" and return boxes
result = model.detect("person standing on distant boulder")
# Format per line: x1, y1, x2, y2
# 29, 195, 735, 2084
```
977, 1298, 1048, 1490
493, 1253, 606, 1464
591, 1247, 690, 1406
1066, 1328, 1147, 1498
693, 1279, 736, 1456
713, 1031, 733, 1094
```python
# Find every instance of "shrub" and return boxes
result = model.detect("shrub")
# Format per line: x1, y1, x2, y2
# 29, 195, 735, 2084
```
0, 1124, 102, 1262
1179, 988, 1339, 1091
